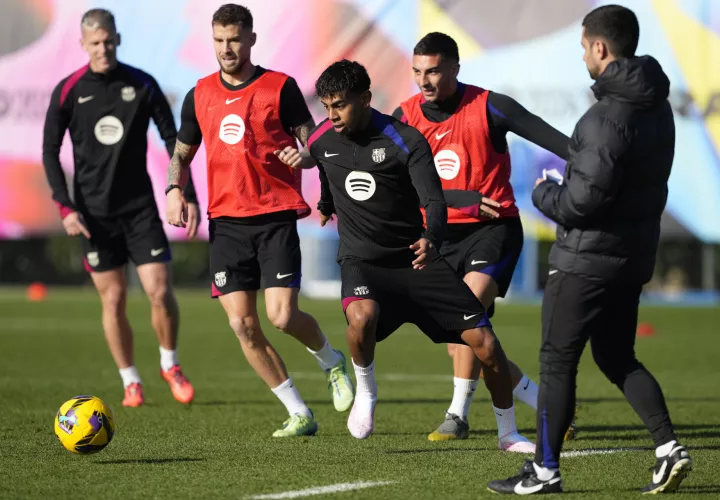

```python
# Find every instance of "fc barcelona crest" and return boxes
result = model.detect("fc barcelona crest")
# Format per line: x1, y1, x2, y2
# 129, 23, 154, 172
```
214, 271, 227, 287
371, 148, 385, 163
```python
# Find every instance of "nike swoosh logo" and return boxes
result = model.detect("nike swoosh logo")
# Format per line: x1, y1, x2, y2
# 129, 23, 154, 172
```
471, 260, 487, 265
653, 460, 667, 484
324, 152, 339, 157
276, 272, 294, 279
463, 314, 479, 320
150, 248, 165, 257
523, 379, 531, 390
549, 269, 559, 275
435, 130, 452, 140
514, 482, 545, 494
225, 97, 242, 104
78, 96, 94, 103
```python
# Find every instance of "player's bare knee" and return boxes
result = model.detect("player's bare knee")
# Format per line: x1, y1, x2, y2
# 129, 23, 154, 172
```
99, 284, 126, 314
267, 306, 293, 333
346, 306, 377, 335
447, 343, 457, 358
228, 315, 262, 345
464, 327, 498, 364
146, 283, 171, 309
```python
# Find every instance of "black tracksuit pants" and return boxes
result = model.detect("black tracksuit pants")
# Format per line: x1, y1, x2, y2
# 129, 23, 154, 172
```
535, 270, 677, 468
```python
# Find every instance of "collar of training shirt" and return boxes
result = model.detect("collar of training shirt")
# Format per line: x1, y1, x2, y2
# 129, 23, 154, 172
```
420, 82, 465, 119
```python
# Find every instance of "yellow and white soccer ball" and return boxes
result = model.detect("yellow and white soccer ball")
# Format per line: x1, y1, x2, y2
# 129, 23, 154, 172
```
54, 395, 115, 454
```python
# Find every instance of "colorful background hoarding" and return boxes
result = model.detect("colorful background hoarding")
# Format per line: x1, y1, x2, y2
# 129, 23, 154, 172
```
0, 0, 718, 243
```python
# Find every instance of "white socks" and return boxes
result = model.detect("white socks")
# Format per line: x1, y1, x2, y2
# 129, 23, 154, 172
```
119, 366, 141, 388
121, 348, 177, 387
533, 462, 559, 480
352, 359, 378, 403
307, 338, 341, 371
447, 377, 478, 420
159, 346, 179, 372
656, 440, 677, 458
513, 375, 539, 410
271, 378, 312, 418
493, 404, 518, 438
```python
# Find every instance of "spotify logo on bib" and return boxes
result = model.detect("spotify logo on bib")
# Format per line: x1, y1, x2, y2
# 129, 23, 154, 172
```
219, 114, 245, 145
345, 171, 376, 201
94, 116, 124, 145
434, 149, 461, 180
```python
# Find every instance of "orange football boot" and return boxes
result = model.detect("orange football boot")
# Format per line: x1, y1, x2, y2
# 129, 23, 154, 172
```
122, 383, 145, 407
161, 365, 195, 404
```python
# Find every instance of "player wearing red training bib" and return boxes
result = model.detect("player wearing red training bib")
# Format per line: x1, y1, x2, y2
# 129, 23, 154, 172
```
165, 4, 354, 438
394, 33, 571, 449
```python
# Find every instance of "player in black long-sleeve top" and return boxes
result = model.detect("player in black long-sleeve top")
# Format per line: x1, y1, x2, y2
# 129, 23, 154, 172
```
41, 9, 197, 407
277, 60, 526, 442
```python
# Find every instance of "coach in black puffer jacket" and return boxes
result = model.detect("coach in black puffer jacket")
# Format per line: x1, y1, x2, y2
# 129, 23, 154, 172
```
532, 55, 673, 284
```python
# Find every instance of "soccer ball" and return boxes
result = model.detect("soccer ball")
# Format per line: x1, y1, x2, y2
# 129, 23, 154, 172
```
54, 395, 115, 454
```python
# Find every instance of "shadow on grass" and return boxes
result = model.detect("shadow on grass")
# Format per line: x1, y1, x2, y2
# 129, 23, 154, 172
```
95, 458, 205, 465
192, 400, 332, 407
679, 485, 720, 495
577, 397, 720, 403
568, 424, 720, 441
385, 447, 491, 454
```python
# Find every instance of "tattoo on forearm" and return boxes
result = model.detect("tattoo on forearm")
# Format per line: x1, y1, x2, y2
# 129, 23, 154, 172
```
167, 140, 199, 187
293, 119, 315, 147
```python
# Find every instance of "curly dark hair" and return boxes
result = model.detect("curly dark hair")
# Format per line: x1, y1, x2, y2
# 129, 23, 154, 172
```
212, 3, 253, 30
315, 60, 371, 100
413, 32, 459, 63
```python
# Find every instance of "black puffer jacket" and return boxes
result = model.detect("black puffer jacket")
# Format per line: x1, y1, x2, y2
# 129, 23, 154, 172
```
532, 56, 674, 284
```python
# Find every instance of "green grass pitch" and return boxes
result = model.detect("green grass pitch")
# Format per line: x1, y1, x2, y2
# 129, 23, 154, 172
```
1, 289, 718, 498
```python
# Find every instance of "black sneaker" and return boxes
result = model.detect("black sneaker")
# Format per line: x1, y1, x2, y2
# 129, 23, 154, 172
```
488, 460, 563, 495
642, 445, 692, 494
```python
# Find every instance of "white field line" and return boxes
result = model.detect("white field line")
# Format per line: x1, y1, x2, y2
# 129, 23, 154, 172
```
561, 447, 647, 457
247, 480, 396, 499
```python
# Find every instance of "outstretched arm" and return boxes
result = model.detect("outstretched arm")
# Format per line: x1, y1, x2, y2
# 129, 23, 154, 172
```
488, 91, 570, 160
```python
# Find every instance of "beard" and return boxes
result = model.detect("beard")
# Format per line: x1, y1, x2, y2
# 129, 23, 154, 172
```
217, 54, 247, 74
587, 62, 602, 80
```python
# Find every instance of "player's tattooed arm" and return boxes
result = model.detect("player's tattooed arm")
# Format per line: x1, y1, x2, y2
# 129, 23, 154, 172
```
283, 118, 317, 169
293, 118, 316, 147
167, 140, 199, 188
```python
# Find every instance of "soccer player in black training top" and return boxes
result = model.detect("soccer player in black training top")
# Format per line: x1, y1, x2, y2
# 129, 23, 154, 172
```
277, 59, 519, 440
394, 32, 572, 450
42, 9, 198, 407
488, 5, 692, 495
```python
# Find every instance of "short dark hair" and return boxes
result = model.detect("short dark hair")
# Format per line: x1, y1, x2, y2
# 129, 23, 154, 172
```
315, 60, 371, 99
212, 3, 253, 30
81, 9, 116, 32
413, 32, 459, 63
582, 5, 639, 57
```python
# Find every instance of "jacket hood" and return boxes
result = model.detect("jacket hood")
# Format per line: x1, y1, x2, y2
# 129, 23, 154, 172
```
591, 56, 670, 107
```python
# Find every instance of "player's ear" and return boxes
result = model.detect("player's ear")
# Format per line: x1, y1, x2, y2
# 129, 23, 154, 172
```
250, 32, 257, 47
361, 90, 372, 108
116, 32, 122, 46
594, 39, 605, 60
452, 63, 460, 79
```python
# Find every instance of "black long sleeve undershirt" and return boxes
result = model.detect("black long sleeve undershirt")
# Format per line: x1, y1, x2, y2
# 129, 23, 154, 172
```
392, 87, 570, 210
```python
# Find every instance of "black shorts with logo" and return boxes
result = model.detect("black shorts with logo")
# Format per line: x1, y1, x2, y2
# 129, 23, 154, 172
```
209, 211, 301, 296
81, 204, 171, 273
340, 257, 491, 344
440, 217, 524, 300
